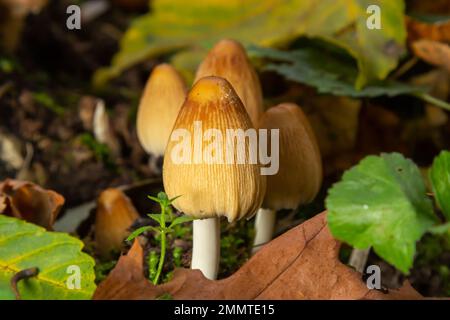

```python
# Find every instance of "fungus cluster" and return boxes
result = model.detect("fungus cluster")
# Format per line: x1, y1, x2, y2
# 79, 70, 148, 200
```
136, 39, 323, 280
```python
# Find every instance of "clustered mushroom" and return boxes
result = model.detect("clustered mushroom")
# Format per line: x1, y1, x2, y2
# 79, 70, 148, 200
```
253, 103, 322, 253
136, 63, 187, 173
135, 39, 322, 280
163, 77, 266, 279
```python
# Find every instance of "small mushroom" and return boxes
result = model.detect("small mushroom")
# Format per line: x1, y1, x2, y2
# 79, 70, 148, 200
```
95, 188, 139, 258
195, 39, 264, 127
163, 76, 266, 279
253, 103, 322, 253
136, 64, 187, 172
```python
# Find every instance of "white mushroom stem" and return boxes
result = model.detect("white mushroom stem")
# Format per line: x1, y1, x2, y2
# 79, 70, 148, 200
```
349, 248, 371, 273
191, 217, 220, 280
252, 208, 276, 254
93, 99, 120, 156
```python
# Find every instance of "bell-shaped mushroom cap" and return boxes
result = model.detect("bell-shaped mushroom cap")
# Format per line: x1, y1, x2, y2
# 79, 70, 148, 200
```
137, 64, 187, 156
259, 103, 322, 210
163, 76, 266, 222
95, 188, 139, 258
195, 39, 263, 126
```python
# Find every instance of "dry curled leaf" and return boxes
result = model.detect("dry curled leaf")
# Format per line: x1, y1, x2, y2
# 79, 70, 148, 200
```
94, 212, 422, 300
407, 17, 450, 43
412, 40, 450, 73
0, 178, 64, 229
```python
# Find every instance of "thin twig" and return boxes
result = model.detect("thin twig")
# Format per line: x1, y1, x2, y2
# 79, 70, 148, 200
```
10, 267, 39, 300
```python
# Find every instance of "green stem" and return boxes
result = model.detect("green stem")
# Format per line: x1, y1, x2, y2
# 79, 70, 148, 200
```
414, 92, 450, 112
153, 205, 167, 285
153, 230, 166, 285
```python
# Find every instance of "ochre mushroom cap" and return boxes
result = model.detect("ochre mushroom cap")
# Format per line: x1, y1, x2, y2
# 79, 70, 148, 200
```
95, 188, 139, 257
195, 39, 263, 127
163, 76, 266, 222
259, 103, 322, 210
137, 63, 187, 156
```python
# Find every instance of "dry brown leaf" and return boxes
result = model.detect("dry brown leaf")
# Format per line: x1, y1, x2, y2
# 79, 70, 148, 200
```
407, 17, 450, 43
94, 212, 422, 300
0, 178, 64, 229
407, 1, 450, 16
95, 188, 140, 258
412, 40, 450, 73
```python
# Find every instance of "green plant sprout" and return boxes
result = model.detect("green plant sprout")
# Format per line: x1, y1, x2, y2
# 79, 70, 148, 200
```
126, 192, 193, 285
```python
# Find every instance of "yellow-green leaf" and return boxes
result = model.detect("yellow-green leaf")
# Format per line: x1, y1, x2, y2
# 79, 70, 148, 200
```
0, 215, 96, 300
94, 0, 406, 88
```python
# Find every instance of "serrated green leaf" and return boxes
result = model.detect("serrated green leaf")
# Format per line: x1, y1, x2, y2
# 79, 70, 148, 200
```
94, 0, 406, 88
429, 150, 450, 220
0, 215, 96, 300
326, 153, 436, 273
169, 216, 194, 228
249, 45, 424, 98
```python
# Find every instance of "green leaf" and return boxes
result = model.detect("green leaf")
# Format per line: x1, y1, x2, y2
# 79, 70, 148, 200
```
147, 214, 162, 224
94, 0, 406, 88
0, 215, 96, 300
168, 195, 182, 204
169, 216, 194, 228
326, 153, 436, 273
147, 195, 161, 203
126, 226, 157, 242
428, 222, 450, 235
429, 150, 450, 220
249, 45, 424, 98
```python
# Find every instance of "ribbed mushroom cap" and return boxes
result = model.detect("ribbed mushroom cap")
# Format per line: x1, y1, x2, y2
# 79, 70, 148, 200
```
163, 76, 266, 222
195, 39, 263, 126
137, 64, 187, 156
259, 103, 322, 210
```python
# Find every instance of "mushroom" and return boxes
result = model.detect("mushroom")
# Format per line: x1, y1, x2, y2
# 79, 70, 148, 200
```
95, 188, 139, 258
163, 76, 266, 279
253, 103, 322, 253
195, 39, 264, 127
136, 63, 187, 173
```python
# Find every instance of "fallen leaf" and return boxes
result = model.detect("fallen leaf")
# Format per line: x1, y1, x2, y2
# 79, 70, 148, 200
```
0, 179, 65, 230
407, 17, 450, 43
95, 188, 140, 258
94, 212, 422, 300
412, 40, 450, 73
407, 0, 450, 16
